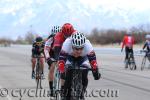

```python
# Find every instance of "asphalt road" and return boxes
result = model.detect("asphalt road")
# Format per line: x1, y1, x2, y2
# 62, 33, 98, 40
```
0, 45, 150, 100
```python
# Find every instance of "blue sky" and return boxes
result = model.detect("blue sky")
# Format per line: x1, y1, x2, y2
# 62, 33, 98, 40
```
0, 0, 150, 39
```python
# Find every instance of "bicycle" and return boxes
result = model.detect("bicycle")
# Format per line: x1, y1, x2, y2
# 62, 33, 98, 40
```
125, 52, 136, 70
140, 50, 150, 70
53, 67, 61, 100
34, 55, 44, 96
47, 59, 61, 99
63, 63, 92, 100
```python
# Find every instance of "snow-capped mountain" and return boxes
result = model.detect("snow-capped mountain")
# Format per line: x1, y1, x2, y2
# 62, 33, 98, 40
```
0, 0, 150, 39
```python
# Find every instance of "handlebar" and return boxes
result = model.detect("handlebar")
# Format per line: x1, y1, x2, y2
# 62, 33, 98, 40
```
66, 65, 93, 71
140, 50, 148, 53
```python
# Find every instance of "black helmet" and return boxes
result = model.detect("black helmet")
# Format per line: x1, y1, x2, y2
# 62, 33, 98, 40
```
35, 37, 43, 42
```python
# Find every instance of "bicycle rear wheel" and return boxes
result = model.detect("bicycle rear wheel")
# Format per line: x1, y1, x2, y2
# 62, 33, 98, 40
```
141, 57, 146, 71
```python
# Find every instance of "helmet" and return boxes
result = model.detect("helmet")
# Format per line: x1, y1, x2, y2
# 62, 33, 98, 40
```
62, 23, 74, 38
35, 36, 43, 42
51, 26, 61, 36
71, 32, 86, 48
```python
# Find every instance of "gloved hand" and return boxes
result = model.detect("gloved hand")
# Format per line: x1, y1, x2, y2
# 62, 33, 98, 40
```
92, 68, 101, 80
58, 61, 65, 74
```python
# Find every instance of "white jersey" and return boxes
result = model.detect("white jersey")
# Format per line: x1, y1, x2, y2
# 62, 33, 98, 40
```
44, 37, 54, 59
61, 37, 94, 56
146, 40, 150, 49
61, 37, 94, 67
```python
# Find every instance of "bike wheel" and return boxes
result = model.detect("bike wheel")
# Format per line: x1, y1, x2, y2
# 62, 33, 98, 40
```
130, 62, 136, 70
36, 77, 39, 96
141, 57, 146, 71
125, 61, 128, 69
54, 71, 61, 100
70, 70, 82, 100
55, 90, 61, 100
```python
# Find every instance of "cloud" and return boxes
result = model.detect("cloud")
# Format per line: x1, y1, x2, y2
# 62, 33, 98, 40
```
0, 0, 150, 38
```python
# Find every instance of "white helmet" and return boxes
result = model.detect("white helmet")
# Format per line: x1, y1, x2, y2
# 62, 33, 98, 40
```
51, 26, 61, 36
146, 34, 150, 39
71, 32, 86, 48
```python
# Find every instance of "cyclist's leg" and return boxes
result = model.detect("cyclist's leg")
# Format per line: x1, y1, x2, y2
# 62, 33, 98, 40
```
31, 58, 36, 72
60, 61, 71, 95
81, 69, 88, 99
125, 47, 129, 61
48, 51, 56, 96
63, 69, 72, 100
130, 48, 134, 58
40, 58, 44, 74
48, 62, 55, 96
31, 54, 36, 78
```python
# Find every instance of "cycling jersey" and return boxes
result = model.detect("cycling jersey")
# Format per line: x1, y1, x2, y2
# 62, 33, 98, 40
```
122, 36, 134, 49
53, 30, 76, 47
53, 30, 76, 60
58, 37, 98, 73
143, 40, 150, 51
32, 41, 45, 57
44, 37, 55, 59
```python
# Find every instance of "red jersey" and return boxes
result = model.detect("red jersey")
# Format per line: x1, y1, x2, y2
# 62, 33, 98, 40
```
122, 35, 134, 48
53, 30, 76, 48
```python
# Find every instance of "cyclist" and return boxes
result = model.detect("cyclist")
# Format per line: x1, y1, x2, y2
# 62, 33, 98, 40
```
142, 34, 150, 61
31, 36, 45, 79
121, 32, 135, 66
46, 23, 75, 96
44, 26, 61, 96
58, 32, 101, 100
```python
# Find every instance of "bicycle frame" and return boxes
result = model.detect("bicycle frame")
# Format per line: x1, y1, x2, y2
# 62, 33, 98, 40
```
34, 55, 43, 96
126, 52, 136, 70
141, 50, 150, 70
64, 64, 92, 100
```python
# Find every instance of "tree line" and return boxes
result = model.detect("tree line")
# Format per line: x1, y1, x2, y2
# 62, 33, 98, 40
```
0, 24, 150, 45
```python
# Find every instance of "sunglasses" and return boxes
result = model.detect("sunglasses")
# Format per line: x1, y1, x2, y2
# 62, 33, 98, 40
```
73, 47, 84, 50
36, 42, 42, 45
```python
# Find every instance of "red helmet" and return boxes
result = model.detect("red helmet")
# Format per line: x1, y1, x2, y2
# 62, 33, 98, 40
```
62, 23, 74, 38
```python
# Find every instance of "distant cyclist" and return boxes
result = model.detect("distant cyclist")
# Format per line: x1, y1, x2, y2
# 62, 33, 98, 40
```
31, 36, 45, 79
142, 34, 150, 61
58, 31, 101, 100
44, 26, 61, 96
121, 32, 135, 65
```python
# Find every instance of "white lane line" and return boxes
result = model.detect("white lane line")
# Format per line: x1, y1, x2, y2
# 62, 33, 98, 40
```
0, 85, 12, 100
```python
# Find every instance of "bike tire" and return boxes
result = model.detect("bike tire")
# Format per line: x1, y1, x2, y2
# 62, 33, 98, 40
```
141, 57, 146, 71
130, 62, 136, 70
70, 70, 82, 100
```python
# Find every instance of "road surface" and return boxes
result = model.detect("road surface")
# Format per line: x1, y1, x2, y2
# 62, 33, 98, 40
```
0, 45, 150, 100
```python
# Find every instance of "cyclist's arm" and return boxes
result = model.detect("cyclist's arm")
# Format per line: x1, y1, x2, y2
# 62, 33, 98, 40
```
143, 42, 147, 50
85, 40, 98, 70
58, 50, 68, 73
87, 51, 98, 70
121, 37, 126, 49
44, 38, 53, 59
